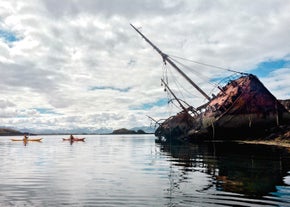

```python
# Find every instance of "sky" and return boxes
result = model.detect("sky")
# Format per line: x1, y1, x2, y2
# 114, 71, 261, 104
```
0, 0, 290, 134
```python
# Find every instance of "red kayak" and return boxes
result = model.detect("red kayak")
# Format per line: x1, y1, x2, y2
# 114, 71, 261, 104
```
62, 138, 85, 142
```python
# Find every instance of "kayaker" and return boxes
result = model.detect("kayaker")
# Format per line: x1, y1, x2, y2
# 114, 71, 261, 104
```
70, 134, 74, 141
24, 135, 28, 141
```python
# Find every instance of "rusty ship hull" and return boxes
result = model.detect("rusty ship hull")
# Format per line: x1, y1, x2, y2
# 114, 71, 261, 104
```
155, 74, 290, 142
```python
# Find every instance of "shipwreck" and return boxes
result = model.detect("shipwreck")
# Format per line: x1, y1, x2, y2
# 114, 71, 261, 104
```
131, 24, 290, 142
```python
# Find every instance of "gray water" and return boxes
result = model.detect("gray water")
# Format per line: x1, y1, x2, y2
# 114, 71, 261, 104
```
0, 134, 289, 207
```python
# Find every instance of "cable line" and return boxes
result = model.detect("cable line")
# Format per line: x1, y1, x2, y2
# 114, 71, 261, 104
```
168, 54, 246, 74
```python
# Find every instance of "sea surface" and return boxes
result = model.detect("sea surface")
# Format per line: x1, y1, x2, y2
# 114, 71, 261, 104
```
0, 134, 289, 207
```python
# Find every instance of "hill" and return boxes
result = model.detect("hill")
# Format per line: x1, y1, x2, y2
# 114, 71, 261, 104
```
0, 128, 24, 136
111, 128, 147, 135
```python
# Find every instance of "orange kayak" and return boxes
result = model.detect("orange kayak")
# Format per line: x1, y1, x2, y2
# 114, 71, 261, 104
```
62, 138, 85, 141
11, 138, 43, 142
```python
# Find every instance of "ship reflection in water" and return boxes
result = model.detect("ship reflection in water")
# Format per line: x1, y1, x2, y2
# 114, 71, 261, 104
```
157, 141, 290, 199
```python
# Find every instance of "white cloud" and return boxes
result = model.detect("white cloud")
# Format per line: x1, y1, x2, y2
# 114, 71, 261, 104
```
261, 68, 290, 99
0, 0, 289, 133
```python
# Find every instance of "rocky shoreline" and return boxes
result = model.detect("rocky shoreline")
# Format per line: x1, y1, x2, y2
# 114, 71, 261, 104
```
241, 140, 290, 150
239, 125, 290, 149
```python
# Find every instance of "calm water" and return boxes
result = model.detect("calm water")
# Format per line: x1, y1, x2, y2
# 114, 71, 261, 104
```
0, 134, 289, 207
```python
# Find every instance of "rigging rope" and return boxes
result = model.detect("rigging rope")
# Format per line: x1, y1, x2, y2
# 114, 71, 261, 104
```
168, 68, 189, 101
168, 54, 245, 74
159, 53, 248, 112
166, 56, 216, 103
169, 56, 222, 101
169, 56, 214, 86
162, 63, 189, 112
165, 55, 249, 103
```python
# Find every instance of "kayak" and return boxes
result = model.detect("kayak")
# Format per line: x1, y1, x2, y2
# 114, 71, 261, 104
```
11, 138, 43, 142
62, 138, 85, 141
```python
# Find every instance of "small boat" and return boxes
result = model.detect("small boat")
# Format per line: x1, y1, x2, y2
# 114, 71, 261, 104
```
62, 138, 85, 142
11, 138, 43, 142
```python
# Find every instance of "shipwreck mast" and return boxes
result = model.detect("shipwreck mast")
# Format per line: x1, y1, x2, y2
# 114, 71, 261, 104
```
130, 24, 211, 102
161, 78, 187, 112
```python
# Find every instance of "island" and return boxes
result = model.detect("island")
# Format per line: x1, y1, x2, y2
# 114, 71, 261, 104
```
111, 128, 147, 135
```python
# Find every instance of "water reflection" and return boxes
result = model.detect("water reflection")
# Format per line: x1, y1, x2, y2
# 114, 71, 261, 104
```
1, 135, 289, 206
157, 141, 290, 198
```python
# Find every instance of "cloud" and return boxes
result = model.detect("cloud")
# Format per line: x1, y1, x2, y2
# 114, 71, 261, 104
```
261, 68, 290, 99
0, 0, 289, 133
89, 86, 131, 93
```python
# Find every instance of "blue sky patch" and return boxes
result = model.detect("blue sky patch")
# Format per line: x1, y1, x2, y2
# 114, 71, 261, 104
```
89, 86, 131, 92
209, 59, 289, 84
130, 98, 168, 110
0, 30, 20, 43
251, 59, 289, 77
34, 108, 59, 115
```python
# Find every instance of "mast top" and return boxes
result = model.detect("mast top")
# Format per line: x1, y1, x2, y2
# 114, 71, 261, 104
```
131, 24, 211, 101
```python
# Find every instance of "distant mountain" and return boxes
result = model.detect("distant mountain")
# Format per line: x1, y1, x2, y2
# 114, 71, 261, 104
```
18, 127, 114, 135
0, 128, 23, 136
24, 126, 155, 135
1, 125, 155, 135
